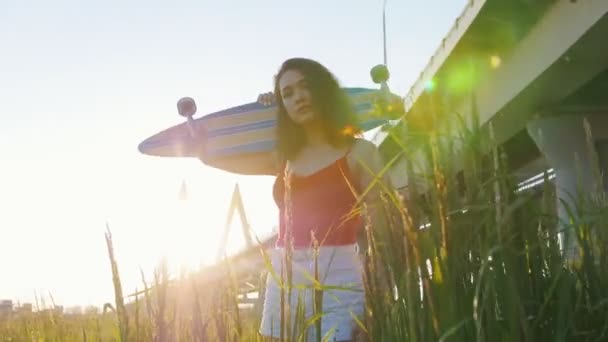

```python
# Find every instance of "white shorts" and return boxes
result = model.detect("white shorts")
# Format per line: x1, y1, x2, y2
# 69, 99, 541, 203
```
259, 244, 365, 341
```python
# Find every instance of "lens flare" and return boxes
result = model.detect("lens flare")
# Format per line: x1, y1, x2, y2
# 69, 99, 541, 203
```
342, 125, 355, 136
490, 55, 501, 69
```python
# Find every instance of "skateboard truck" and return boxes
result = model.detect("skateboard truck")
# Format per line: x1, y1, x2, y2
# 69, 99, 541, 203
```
177, 97, 197, 138
371, 64, 390, 89
370, 64, 403, 119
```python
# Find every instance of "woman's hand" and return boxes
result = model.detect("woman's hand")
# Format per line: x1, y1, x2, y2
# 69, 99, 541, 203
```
257, 92, 276, 107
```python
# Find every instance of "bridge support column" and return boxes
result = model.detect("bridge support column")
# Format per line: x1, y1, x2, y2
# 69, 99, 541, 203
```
527, 110, 608, 261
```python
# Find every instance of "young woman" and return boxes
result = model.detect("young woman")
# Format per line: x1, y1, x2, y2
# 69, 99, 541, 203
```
258, 58, 390, 342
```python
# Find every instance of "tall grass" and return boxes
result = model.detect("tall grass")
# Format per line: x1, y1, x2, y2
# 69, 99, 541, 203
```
357, 105, 608, 341
2, 105, 607, 341
0, 305, 116, 341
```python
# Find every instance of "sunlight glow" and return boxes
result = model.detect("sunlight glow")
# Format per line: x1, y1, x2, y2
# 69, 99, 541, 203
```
490, 55, 502, 69
424, 79, 437, 92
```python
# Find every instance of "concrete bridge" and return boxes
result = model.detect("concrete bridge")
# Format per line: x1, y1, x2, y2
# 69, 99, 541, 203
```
373, 0, 608, 259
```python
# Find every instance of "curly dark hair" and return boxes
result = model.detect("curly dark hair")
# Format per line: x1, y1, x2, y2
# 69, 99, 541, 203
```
274, 58, 362, 161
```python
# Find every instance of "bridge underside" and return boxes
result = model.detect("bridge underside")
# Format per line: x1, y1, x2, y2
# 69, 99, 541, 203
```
378, 0, 608, 187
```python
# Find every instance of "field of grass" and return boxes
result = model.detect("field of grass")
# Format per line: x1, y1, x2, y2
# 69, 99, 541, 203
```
2, 109, 607, 341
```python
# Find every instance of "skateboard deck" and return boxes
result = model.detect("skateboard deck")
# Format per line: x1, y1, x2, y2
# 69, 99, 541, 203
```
139, 87, 402, 175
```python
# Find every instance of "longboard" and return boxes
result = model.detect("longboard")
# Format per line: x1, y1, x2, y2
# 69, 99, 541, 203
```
139, 87, 402, 175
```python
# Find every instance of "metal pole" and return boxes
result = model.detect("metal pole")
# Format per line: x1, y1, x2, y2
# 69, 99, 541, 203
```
383, 0, 388, 66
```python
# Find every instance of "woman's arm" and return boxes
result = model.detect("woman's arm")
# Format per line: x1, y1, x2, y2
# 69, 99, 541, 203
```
348, 138, 401, 305
349, 138, 392, 213
347, 139, 393, 253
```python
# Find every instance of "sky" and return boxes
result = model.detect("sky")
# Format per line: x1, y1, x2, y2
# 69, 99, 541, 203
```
0, 0, 466, 309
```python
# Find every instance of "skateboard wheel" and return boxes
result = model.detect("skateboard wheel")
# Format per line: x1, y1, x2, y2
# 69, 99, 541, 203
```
370, 64, 390, 84
177, 97, 197, 117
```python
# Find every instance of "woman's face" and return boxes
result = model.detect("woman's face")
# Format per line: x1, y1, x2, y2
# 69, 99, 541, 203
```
278, 69, 318, 125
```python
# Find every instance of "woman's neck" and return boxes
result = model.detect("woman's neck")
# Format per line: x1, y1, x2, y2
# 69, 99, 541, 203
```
301, 121, 327, 147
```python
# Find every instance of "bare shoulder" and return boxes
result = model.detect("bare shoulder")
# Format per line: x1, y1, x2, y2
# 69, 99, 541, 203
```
347, 138, 392, 197
351, 137, 377, 154
347, 138, 384, 173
